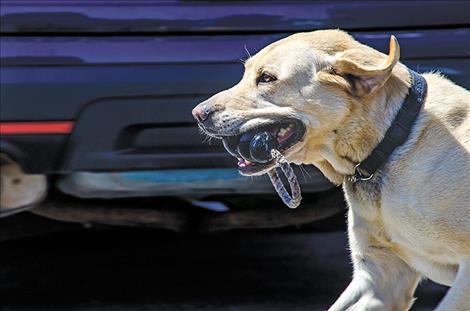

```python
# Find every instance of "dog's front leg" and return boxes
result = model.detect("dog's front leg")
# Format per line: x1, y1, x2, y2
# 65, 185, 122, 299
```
433, 259, 470, 311
329, 208, 420, 311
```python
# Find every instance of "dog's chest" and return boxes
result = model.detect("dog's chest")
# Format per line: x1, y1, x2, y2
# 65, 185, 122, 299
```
344, 178, 460, 268
380, 201, 462, 265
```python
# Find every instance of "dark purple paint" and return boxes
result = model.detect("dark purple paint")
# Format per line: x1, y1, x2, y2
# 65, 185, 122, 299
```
1, 1, 469, 33
1, 28, 470, 65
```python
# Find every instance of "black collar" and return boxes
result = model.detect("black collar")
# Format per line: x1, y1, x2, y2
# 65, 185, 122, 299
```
349, 70, 427, 183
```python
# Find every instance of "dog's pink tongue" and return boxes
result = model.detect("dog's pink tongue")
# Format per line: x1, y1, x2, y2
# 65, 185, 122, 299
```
237, 158, 252, 168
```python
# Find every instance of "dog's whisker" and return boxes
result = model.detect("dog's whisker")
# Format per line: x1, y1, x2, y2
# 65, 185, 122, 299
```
299, 165, 312, 180
298, 165, 307, 182
244, 44, 252, 59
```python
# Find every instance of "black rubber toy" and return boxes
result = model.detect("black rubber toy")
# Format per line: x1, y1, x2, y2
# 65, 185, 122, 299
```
237, 132, 255, 161
222, 136, 239, 158
235, 131, 279, 163
249, 132, 278, 163
222, 130, 279, 163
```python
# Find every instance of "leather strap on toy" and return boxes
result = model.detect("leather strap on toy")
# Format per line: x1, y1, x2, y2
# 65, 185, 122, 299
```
268, 149, 302, 209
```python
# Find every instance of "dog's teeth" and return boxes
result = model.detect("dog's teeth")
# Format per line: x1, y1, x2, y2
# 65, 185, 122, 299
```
278, 126, 292, 138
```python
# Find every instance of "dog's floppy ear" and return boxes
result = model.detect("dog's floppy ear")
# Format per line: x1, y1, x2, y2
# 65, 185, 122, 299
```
318, 36, 400, 96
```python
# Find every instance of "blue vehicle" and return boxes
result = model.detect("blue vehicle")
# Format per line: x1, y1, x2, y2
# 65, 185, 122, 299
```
1, 1, 469, 229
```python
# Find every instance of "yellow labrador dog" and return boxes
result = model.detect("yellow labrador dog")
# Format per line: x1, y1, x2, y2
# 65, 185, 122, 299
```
192, 29, 470, 310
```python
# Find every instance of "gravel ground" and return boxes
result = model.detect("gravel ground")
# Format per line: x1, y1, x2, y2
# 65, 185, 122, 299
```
0, 218, 447, 311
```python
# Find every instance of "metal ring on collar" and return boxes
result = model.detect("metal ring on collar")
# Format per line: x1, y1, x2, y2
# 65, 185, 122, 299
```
349, 163, 374, 183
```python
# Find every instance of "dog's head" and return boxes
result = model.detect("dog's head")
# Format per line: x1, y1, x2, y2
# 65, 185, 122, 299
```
192, 30, 401, 176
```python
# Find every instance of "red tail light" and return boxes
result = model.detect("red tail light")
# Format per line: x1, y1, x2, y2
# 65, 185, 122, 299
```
0, 121, 74, 135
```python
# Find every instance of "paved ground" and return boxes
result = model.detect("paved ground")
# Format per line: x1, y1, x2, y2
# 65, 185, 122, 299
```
0, 217, 447, 311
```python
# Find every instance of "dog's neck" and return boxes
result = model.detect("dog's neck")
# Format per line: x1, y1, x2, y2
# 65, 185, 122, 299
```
311, 65, 412, 185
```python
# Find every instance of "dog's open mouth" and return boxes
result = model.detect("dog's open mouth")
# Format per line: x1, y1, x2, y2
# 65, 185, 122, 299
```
221, 119, 306, 175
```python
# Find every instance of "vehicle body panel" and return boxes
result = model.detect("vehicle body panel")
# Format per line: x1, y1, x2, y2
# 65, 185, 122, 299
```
1, 1, 469, 197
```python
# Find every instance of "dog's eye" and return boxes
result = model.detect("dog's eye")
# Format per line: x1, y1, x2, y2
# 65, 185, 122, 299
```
257, 72, 277, 84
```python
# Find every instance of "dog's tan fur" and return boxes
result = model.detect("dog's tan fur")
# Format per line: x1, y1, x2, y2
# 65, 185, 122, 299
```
193, 29, 470, 310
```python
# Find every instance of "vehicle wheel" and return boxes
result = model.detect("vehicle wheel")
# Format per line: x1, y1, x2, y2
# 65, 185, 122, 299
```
0, 154, 47, 217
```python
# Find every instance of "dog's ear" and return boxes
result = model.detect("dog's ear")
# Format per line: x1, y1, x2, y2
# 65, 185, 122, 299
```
318, 36, 400, 96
